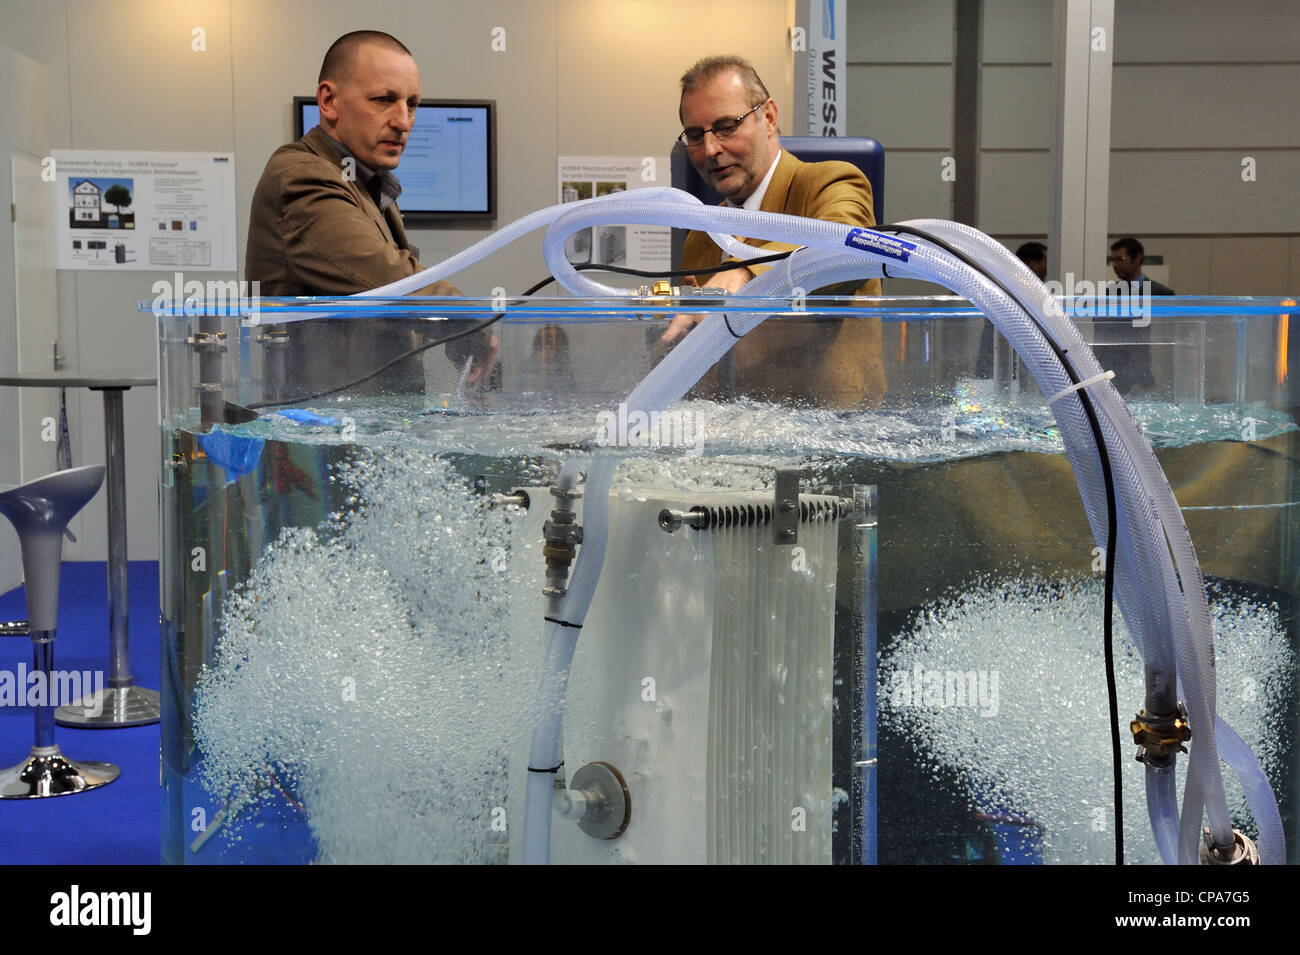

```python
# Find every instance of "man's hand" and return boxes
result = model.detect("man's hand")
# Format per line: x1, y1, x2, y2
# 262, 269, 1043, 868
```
704, 265, 756, 294
463, 333, 499, 387
657, 265, 754, 349
446, 332, 500, 388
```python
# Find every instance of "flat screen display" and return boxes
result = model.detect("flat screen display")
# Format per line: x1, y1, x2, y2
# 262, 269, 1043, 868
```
294, 97, 496, 222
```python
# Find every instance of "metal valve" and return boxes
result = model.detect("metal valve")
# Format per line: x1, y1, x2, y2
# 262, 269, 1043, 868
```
542, 482, 583, 604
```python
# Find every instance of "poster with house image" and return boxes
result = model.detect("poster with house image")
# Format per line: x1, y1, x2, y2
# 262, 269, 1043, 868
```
53, 149, 236, 270
70, 177, 136, 229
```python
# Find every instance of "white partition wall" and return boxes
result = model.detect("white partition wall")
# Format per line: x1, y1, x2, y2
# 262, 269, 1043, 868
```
0, 43, 54, 591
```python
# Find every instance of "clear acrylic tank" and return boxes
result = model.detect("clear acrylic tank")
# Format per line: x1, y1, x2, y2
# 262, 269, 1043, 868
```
150, 293, 1297, 864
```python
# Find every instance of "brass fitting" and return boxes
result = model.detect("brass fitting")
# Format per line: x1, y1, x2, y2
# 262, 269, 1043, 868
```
1200, 828, 1259, 866
1131, 703, 1191, 767
541, 483, 583, 602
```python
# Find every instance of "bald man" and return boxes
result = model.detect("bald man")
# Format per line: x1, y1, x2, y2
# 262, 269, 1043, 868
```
246, 30, 494, 399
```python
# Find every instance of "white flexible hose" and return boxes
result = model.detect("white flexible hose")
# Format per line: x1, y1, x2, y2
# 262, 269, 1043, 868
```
1216, 715, 1286, 865
297, 190, 1278, 865
757, 235, 1278, 864
892, 223, 1189, 793
1147, 769, 1180, 865
364, 188, 765, 299
542, 201, 856, 299
523, 198, 1280, 864
247, 189, 768, 326
898, 219, 1244, 861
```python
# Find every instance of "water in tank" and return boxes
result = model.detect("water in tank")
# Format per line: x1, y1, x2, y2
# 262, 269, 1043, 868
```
150, 284, 1297, 865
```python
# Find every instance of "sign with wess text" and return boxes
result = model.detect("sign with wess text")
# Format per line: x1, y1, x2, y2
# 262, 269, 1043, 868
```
794, 0, 847, 137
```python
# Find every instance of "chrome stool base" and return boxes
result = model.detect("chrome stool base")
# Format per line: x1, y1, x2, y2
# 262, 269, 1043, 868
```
56, 685, 161, 728
0, 466, 118, 797
0, 746, 120, 798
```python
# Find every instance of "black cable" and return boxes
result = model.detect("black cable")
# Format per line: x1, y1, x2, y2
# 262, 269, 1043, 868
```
574, 248, 795, 281
247, 311, 507, 409
246, 251, 798, 410
246, 274, 556, 410
878, 222, 1124, 864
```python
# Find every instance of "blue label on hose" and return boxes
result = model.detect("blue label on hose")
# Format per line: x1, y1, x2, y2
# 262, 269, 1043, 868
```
845, 228, 915, 261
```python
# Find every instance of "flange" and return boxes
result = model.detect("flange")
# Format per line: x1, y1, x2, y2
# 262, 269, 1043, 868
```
571, 761, 631, 840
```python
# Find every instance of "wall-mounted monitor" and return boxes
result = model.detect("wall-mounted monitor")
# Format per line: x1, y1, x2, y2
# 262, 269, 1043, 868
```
294, 96, 496, 223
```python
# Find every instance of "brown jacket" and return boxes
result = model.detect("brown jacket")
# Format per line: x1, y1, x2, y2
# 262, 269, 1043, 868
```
680, 149, 886, 408
245, 126, 463, 397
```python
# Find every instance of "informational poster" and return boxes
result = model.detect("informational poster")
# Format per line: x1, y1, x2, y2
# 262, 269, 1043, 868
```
52, 150, 237, 270
557, 156, 670, 271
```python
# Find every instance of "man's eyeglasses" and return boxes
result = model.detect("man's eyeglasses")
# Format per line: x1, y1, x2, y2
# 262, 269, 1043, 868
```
678, 101, 767, 147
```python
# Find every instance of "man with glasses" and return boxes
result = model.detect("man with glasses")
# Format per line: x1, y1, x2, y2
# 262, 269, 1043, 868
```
663, 55, 885, 408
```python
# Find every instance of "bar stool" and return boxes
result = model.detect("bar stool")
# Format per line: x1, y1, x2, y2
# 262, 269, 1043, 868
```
0, 465, 120, 797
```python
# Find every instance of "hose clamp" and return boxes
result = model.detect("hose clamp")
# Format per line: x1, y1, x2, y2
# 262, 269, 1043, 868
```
187, 331, 227, 353
1131, 702, 1191, 767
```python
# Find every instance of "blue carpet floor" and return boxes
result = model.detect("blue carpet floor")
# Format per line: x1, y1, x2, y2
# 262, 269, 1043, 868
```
0, 562, 160, 865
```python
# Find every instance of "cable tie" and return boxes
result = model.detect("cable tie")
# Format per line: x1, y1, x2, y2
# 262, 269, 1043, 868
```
527, 761, 565, 774
543, 615, 582, 630
1046, 370, 1115, 406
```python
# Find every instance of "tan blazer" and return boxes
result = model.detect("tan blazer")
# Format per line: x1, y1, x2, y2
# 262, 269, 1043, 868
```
245, 126, 462, 396
680, 149, 886, 408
